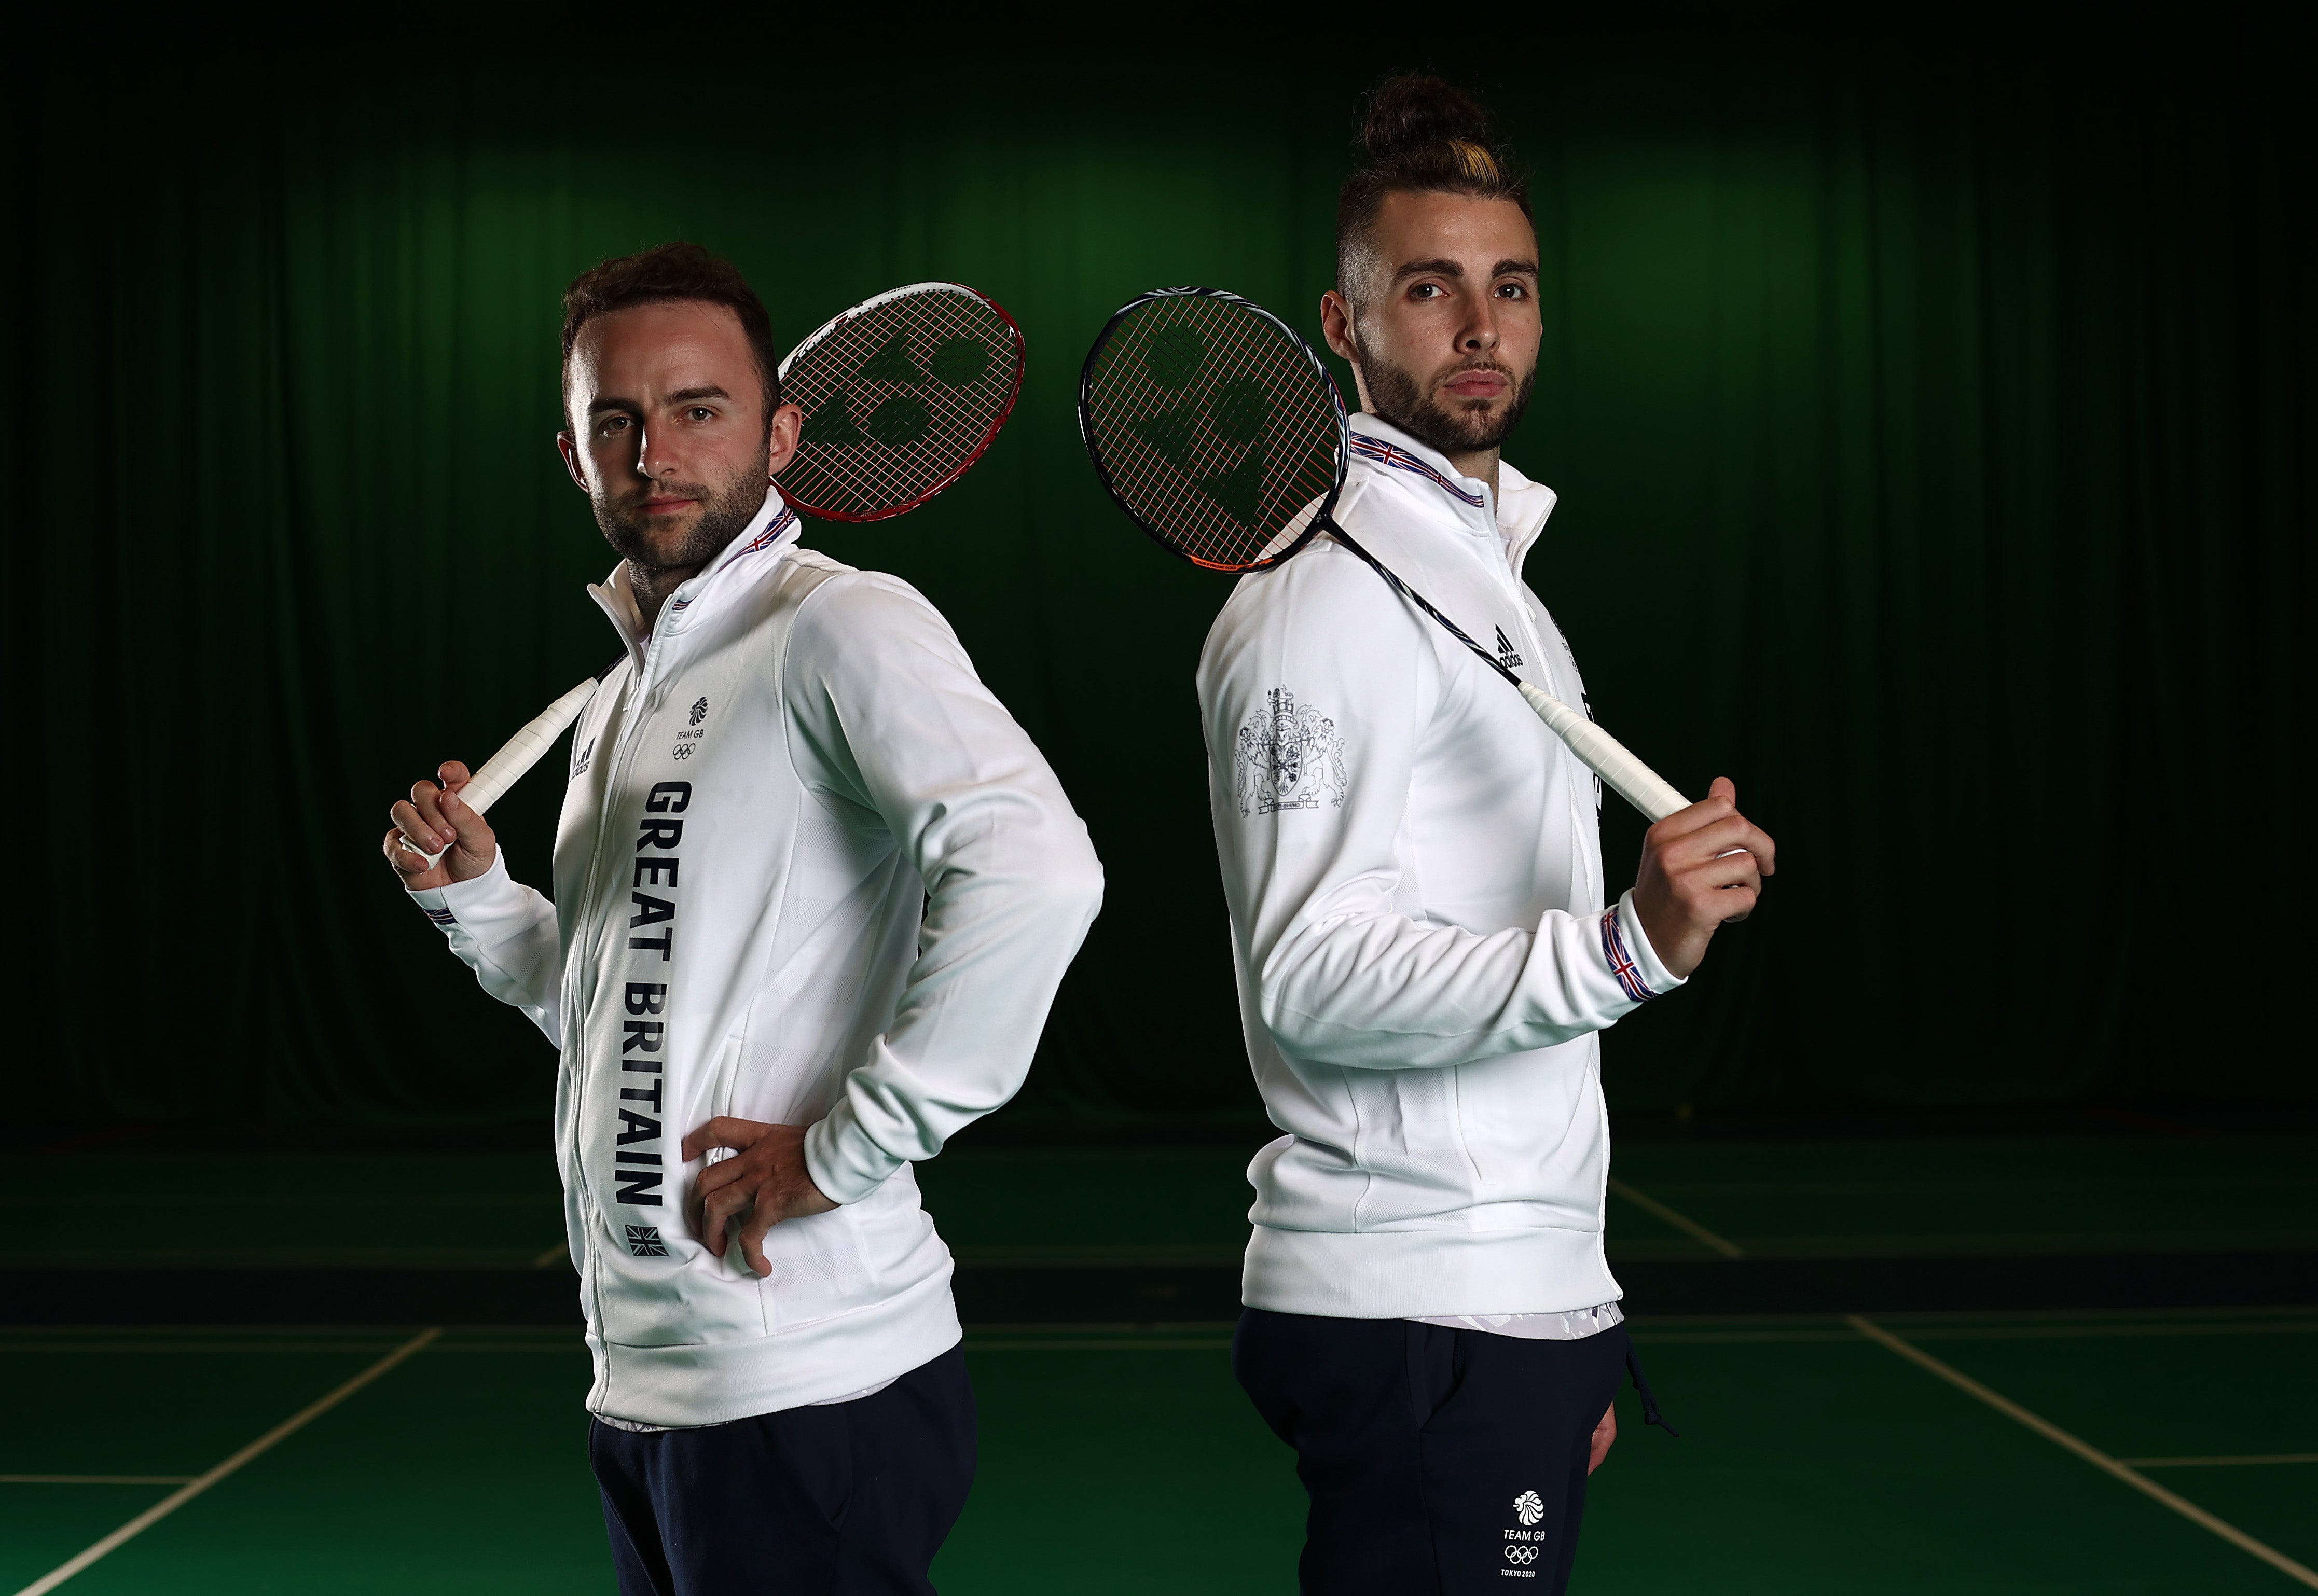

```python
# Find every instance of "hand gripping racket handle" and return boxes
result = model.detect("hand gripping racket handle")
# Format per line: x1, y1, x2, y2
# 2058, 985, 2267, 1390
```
410, 677, 600, 867
1516, 683, 1692, 824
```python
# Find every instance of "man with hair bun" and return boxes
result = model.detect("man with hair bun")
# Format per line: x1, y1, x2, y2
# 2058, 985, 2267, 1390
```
1205, 77, 1776, 1593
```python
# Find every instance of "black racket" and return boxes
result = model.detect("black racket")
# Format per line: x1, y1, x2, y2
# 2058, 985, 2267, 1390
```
1078, 285, 1690, 823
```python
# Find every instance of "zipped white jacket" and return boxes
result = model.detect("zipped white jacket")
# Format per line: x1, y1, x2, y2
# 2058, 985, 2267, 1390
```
410, 491, 1103, 1425
1198, 414, 1682, 1321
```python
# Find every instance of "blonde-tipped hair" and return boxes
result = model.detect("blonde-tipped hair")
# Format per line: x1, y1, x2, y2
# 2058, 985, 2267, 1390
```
1336, 77, 1529, 307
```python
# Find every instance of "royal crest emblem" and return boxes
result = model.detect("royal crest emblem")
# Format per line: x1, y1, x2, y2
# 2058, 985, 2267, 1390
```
1235, 687, 1348, 816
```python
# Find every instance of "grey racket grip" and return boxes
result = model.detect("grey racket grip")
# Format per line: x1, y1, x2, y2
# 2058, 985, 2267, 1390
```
1516, 682, 1690, 823
410, 678, 599, 867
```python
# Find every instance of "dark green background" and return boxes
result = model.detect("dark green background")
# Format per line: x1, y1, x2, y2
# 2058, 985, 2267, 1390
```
6, 21, 2309, 1127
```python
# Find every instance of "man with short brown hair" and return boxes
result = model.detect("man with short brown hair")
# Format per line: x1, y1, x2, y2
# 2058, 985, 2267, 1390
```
385, 243, 1103, 1593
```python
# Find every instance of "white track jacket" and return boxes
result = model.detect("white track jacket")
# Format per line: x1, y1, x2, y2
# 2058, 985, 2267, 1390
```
411, 492, 1102, 1426
1199, 414, 1682, 1321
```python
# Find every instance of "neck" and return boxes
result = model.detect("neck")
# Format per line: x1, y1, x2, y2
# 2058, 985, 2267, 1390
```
1445, 447, 1502, 500
618, 483, 775, 632
627, 560, 702, 632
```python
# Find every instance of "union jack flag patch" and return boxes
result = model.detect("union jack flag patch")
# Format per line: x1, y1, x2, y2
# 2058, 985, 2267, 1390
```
1599, 907, 1658, 1003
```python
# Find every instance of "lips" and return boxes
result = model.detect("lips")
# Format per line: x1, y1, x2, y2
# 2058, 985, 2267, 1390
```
640, 496, 699, 516
1441, 369, 1511, 400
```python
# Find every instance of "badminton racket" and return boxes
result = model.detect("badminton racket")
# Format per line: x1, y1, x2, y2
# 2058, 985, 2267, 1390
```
405, 281, 1028, 866
1078, 285, 1690, 823
776, 281, 1026, 521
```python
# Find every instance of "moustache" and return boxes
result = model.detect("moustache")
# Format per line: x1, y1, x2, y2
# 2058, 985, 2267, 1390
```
1436, 363, 1517, 391
616, 484, 714, 512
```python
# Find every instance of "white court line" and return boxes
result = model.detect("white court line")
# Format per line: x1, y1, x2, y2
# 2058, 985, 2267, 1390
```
1848, 1315, 2318, 1590
2121, 1453, 2318, 1469
1606, 1177, 1744, 1257
10, 1327, 439, 1596
0, 1477, 195, 1486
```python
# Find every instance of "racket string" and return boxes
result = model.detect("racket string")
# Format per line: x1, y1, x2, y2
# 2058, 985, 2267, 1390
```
780, 289, 1022, 520
1084, 296, 1343, 569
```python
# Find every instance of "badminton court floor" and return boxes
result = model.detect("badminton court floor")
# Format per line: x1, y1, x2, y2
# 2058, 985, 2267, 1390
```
15, 1127, 2313, 1272
3, 1309, 2313, 1594
6, 1122, 2311, 1590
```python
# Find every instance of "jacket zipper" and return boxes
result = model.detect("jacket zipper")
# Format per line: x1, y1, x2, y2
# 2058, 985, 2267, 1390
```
1472, 498, 1599, 898
569, 602, 681, 1303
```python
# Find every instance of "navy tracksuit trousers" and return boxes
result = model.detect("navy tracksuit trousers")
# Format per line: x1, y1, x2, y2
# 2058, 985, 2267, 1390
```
587, 1343, 975, 1596
1234, 1308, 1669, 1594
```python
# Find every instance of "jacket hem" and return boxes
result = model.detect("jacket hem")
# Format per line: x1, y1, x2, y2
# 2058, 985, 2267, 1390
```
588, 1265, 961, 1427
1242, 1224, 1622, 1319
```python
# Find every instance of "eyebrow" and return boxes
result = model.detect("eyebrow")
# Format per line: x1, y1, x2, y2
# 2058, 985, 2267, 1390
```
1392, 257, 1541, 282
585, 384, 734, 417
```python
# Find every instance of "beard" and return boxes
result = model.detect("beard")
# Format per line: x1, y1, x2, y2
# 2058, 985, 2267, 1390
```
594, 439, 772, 578
1357, 337, 1536, 459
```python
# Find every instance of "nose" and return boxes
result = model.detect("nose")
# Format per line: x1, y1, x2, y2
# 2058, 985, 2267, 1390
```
636, 421, 678, 480
1458, 297, 1501, 354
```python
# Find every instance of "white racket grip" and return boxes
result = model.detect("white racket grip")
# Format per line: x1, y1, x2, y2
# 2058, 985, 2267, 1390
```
457, 677, 601, 816
408, 677, 600, 868
1515, 682, 1691, 823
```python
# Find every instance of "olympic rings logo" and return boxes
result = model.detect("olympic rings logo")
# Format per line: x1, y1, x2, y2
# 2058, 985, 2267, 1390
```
1506, 1546, 1539, 1565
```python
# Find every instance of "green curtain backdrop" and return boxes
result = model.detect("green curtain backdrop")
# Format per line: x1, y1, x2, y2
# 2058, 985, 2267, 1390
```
6, 25, 2309, 1127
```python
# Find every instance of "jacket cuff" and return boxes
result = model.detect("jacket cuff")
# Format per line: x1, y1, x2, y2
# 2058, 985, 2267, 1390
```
407, 849, 521, 934
1604, 890, 1685, 1003
803, 1100, 902, 1206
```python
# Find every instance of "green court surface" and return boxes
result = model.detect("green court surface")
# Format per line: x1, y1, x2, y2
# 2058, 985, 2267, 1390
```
1599, 1134, 2318, 1260
7, 1124, 2314, 1590
11, 1126, 2315, 1271
4, 1314, 2315, 1593
915, 1132, 2318, 1265
3, 1150, 567, 1271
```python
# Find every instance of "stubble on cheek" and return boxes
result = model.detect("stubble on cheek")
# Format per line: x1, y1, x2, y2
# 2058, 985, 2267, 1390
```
591, 440, 772, 576
1356, 336, 1536, 459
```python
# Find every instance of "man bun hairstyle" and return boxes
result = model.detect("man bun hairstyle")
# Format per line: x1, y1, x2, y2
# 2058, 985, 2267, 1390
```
560, 242, 782, 421
1337, 75, 1530, 305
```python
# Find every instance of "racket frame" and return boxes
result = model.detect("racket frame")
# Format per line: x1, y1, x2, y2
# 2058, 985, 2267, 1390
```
776, 281, 1026, 523
418, 285, 1022, 867
1077, 286, 1351, 573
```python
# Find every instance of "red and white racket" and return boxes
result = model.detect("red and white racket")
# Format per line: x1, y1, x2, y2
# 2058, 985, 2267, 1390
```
776, 281, 1026, 521
406, 282, 1026, 863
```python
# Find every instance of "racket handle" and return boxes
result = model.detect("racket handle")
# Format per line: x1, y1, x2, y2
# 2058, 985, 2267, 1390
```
1515, 683, 1691, 824
458, 677, 601, 816
407, 678, 600, 869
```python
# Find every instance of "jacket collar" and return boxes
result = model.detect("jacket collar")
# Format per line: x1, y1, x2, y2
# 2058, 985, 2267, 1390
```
1346, 412, 1557, 580
589, 488, 802, 670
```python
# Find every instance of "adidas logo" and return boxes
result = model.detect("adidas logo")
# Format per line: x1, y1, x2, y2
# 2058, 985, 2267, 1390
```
1495, 625, 1524, 670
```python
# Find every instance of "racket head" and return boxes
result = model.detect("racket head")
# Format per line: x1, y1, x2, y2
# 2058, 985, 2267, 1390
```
1078, 287, 1350, 573
775, 282, 1026, 523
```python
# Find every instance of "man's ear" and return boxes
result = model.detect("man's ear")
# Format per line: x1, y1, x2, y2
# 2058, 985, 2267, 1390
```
764, 404, 804, 479
556, 431, 590, 493
1318, 291, 1375, 415
1319, 289, 1359, 365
